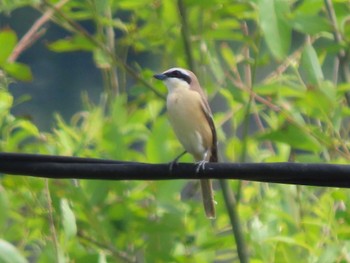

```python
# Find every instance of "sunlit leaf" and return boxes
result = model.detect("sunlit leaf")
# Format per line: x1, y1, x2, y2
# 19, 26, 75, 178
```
98, 252, 107, 263
296, 86, 335, 119
257, 123, 322, 152
47, 35, 95, 52
301, 43, 324, 85
220, 43, 237, 69
3, 62, 32, 82
112, 18, 129, 32
93, 49, 112, 69
0, 187, 9, 230
117, 0, 150, 9
293, 0, 324, 15
213, 19, 240, 30
254, 83, 305, 98
0, 0, 39, 13
15, 119, 39, 136
0, 90, 13, 112
342, 16, 350, 42
60, 199, 77, 239
0, 29, 17, 65
258, 0, 291, 60
0, 239, 27, 263
205, 30, 244, 41
94, 0, 108, 15
291, 15, 331, 35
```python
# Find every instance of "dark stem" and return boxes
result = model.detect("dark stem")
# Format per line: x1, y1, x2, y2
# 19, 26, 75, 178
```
219, 180, 249, 263
324, 0, 350, 104
177, 0, 196, 72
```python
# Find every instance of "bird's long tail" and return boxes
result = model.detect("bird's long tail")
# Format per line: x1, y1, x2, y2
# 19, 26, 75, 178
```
199, 149, 217, 219
200, 179, 216, 218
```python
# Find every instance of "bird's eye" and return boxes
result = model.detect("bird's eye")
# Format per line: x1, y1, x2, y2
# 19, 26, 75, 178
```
173, 70, 180, 77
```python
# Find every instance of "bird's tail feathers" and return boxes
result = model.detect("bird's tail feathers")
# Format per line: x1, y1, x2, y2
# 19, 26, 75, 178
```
200, 179, 216, 219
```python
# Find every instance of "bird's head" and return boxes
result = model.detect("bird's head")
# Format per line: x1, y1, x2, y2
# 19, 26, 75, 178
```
154, 67, 195, 92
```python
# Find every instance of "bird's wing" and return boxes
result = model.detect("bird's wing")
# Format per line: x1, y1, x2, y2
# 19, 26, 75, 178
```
200, 102, 218, 163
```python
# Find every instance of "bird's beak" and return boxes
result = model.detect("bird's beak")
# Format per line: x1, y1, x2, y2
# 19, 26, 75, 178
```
153, 73, 167, 80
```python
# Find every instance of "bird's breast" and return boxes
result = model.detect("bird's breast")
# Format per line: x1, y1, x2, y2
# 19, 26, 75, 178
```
166, 89, 211, 160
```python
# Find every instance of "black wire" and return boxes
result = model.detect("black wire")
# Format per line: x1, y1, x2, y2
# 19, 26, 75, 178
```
1, 152, 350, 187
0, 152, 138, 164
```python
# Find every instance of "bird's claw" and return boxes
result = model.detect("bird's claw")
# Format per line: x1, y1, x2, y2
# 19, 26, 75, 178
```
195, 160, 207, 173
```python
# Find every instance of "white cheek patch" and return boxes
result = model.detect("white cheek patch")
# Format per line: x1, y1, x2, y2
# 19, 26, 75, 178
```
164, 78, 190, 92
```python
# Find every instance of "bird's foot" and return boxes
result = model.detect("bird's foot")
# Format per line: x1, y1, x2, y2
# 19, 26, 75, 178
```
195, 159, 207, 173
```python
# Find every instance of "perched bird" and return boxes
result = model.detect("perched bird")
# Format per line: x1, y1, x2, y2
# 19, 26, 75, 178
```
153, 67, 218, 219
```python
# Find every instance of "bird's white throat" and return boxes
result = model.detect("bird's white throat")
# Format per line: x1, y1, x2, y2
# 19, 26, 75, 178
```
164, 78, 190, 93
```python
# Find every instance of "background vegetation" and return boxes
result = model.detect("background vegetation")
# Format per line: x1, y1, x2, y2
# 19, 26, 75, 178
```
1, 0, 350, 262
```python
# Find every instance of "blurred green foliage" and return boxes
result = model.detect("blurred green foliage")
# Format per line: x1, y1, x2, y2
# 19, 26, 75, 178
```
1, 0, 350, 262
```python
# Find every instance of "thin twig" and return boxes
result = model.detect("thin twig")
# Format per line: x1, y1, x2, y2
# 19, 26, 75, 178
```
324, 0, 350, 104
8, 0, 69, 62
264, 41, 308, 83
44, 179, 60, 263
242, 23, 252, 91
103, 3, 119, 95
240, 22, 253, 163
177, 0, 195, 72
251, 101, 275, 153
78, 231, 136, 263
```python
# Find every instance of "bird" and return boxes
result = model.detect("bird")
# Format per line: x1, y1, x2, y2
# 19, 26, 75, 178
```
153, 67, 218, 219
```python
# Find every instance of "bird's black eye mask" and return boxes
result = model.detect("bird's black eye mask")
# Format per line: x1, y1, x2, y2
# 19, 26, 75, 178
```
165, 70, 192, 84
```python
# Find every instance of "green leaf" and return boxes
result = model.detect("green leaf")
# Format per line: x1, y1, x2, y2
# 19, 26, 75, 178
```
0, 90, 13, 112
205, 30, 243, 41
257, 123, 322, 152
295, 81, 336, 120
0, 29, 17, 65
214, 19, 241, 30
292, 0, 324, 15
15, 119, 39, 136
317, 245, 341, 263
342, 16, 350, 42
254, 82, 305, 98
258, 0, 291, 60
83, 181, 109, 205
98, 252, 107, 263
290, 15, 331, 35
220, 43, 237, 69
0, 239, 27, 263
0, 187, 9, 230
94, 0, 108, 15
47, 35, 95, 52
301, 43, 324, 85
2, 62, 32, 82
60, 199, 77, 239
93, 49, 112, 69
117, 0, 150, 9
